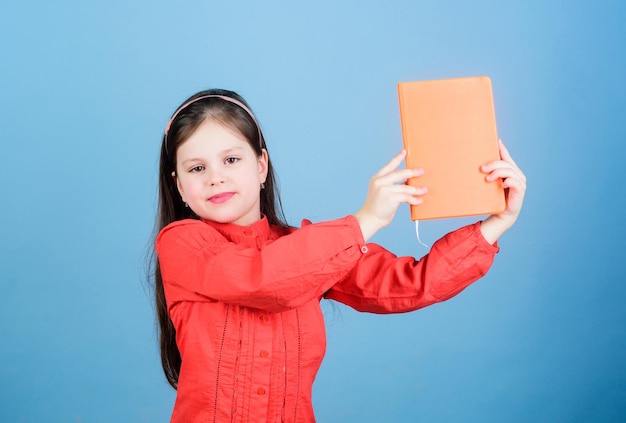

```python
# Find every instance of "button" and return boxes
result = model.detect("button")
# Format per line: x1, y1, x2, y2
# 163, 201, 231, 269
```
259, 315, 268, 323
243, 228, 253, 236
360, 245, 369, 254
257, 387, 266, 395
260, 350, 268, 358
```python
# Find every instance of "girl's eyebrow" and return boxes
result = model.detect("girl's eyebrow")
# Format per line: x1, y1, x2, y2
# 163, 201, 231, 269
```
221, 146, 245, 155
180, 147, 246, 165
181, 158, 204, 166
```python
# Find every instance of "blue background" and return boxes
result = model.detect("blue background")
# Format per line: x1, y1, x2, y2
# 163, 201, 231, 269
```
1, 1, 625, 422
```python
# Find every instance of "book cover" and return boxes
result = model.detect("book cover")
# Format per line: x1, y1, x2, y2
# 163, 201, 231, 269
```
397, 76, 506, 220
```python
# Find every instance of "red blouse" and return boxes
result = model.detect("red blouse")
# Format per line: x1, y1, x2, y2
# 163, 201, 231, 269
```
156, 215, 498, 422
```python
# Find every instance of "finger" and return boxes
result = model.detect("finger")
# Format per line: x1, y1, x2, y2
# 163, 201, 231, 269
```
374, 184, 427, 208
386, 184, 428, 196
500, 171, 526, 188
387, 191, 425, 207
482, 140, 520, 173
498, 139, 521, 169
486, 158, 526, 182
407, 195, 424, 206
375, 150, 407, 177
485, 167, 525, 183
376, 167, 424, 185
501, 182, 525, 213
481, 160, 510, 175
482, 160, 525, 183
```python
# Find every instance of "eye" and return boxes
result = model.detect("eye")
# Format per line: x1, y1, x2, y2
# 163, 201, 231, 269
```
189, 165, 205, 173
225, 157, 240, 165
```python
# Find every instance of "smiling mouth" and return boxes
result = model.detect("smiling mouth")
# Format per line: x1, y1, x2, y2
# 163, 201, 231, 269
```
208, 192, 235, 204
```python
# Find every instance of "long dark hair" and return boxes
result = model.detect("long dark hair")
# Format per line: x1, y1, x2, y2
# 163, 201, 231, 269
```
149, 88, 289, 389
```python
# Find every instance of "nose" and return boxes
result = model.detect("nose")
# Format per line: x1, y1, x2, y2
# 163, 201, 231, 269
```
206, 166, 226, 186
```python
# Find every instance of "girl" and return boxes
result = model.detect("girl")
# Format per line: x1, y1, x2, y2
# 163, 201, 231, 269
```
151, 88, 526, 422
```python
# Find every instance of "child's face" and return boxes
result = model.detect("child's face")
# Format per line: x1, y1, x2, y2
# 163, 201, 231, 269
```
174, 119, 268, 226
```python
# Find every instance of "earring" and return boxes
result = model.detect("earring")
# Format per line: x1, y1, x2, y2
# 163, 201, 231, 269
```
260, 182, 265, 189
184, 202, 189, 208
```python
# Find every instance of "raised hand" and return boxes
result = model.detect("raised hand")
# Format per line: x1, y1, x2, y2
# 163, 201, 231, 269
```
479, 139, 527, 244
354, 150, 426, 242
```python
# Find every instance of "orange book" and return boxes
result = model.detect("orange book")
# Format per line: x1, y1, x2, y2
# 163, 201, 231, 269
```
397, 76, 506, 220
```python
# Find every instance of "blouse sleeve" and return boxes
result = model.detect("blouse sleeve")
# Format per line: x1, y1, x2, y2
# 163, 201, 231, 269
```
323, 222, 499, 313
156, 216, 367, 313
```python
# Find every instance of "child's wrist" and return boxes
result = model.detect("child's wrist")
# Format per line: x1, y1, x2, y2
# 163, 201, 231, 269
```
480, 215, 515, 245
353, 210, 379, 242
